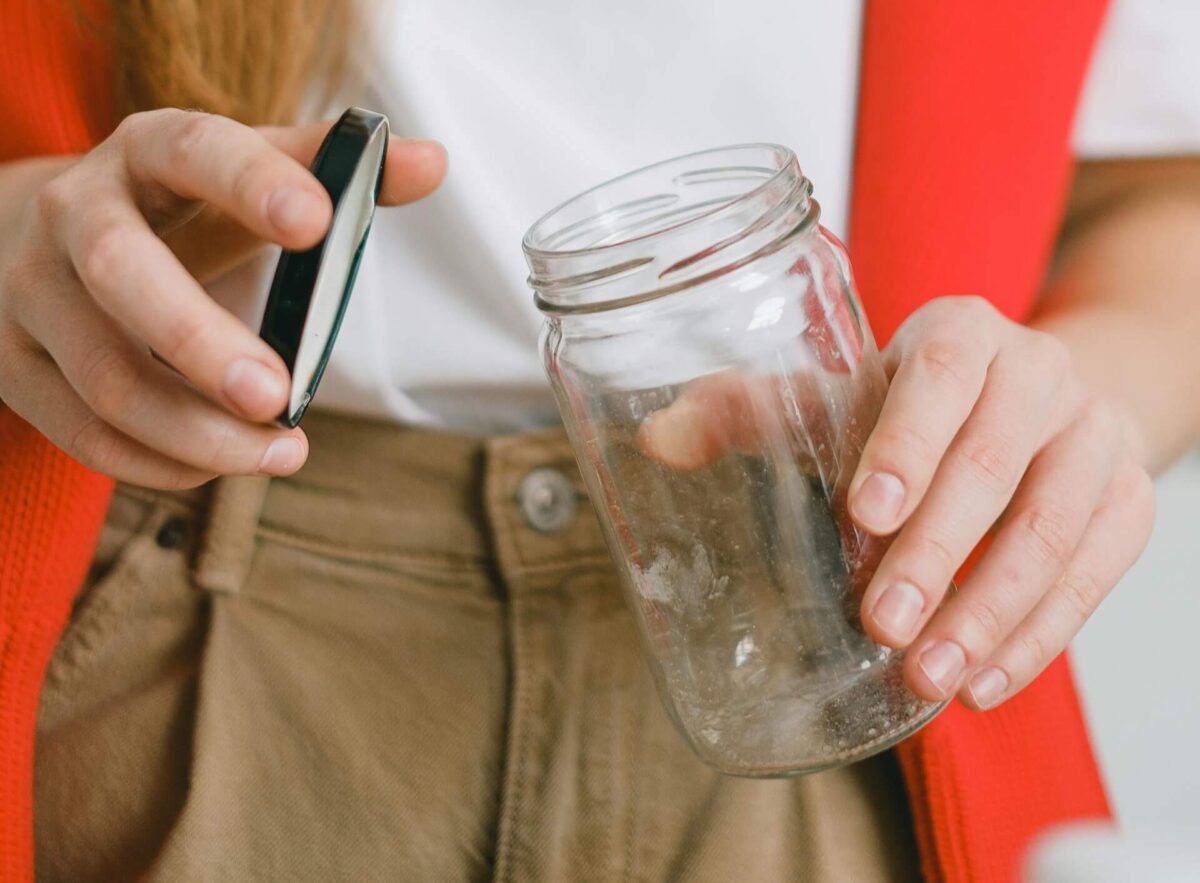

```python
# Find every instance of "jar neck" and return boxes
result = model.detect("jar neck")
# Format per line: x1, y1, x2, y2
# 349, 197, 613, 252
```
523, 145, 819, 317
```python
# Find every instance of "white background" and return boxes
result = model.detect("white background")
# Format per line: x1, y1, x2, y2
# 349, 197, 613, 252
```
1072, 450, 1200, 834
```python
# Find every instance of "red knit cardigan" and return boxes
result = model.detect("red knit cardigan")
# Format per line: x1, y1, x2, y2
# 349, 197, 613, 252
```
0, 2, 1113, 881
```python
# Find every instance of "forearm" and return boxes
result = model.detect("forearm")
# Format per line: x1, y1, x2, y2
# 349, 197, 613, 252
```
1033, 162, 1200, 474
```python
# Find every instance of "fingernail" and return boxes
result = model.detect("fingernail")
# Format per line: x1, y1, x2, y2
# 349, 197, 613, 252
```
224, 358, 286, 416
268, 187, 327, 233
918, 641, 967, 695
258, 437, 305, 475
968, 667, 1009, 709
853, 472, 906, 532
870, 582, 925, 642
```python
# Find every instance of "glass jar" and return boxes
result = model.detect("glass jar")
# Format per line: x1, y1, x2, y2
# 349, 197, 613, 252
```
522, 145, 947, 777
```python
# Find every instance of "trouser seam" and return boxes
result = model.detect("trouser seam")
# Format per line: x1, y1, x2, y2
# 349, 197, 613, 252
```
620, 654, 643, 883
493, 592, 533, 883
253, 525, 493, 574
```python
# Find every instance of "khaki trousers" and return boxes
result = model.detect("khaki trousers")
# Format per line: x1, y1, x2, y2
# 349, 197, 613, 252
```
34, 411, 921, 882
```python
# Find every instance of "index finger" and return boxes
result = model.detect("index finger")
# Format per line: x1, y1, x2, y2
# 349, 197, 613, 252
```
122, 109, 333, 250
165, 122, 449, 282
847, 312, 997, 535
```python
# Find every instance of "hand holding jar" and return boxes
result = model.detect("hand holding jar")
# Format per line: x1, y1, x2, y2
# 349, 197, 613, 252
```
644, 294, 1156, 713
524, 144, 1155, 776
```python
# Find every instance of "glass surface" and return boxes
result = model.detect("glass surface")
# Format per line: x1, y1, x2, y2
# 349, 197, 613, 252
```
524, 145, 947, 777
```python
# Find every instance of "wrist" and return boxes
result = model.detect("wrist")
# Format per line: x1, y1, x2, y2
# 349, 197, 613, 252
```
1105, 394, 1153, 471
1031, 307, 1188, 473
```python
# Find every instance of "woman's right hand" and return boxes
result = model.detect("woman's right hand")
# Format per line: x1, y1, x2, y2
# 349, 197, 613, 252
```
0, 109, 446, 489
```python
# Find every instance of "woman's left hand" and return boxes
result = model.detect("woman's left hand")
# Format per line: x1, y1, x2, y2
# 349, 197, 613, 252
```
849, 296, 1155, 709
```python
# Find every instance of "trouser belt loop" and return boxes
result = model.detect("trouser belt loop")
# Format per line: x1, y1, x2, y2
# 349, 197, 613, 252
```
193, 475, 271, 594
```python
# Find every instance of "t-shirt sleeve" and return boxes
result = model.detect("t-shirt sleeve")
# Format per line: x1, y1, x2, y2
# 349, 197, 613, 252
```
1073, 0, 1200, 158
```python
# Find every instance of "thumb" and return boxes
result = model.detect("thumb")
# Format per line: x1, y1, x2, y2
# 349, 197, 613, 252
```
638, 372, 774, 470
639, 371, 830, 473
259, 120, 448, 207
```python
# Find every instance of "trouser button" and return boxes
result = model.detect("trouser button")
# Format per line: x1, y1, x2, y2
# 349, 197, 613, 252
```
517, 467, 578, 534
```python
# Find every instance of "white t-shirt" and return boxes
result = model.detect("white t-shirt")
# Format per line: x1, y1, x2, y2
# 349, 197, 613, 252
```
209, 0, 1200, 432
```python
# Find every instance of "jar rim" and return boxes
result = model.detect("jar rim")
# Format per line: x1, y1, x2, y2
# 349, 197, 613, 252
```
522, 143, 796, 259
522, 143, 817, 316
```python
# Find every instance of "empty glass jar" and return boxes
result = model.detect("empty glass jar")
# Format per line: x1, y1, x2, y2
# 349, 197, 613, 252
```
522, 145, 947, 777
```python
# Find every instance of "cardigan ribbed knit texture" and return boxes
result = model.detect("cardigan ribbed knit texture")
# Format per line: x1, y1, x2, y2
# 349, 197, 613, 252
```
0, 421, 112, 880
1, 3, 117, 881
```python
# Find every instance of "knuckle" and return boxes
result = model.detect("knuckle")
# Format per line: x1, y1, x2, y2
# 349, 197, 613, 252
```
1077, 394, 1120, 440
33, 177, 73, 227
76, 344, 139, 418
66, 413, 123, 474
166, 111, 219, 169
916, 531, 959, 574
1117, 464, 1157, 530
1018, 503, 1077, 567
231, 153, 279, 212
960, 594, 1007, 648
959, 438, 1018, 492
1025, 330, 1071, 377
1130, 468, 1157, 520
945, 294, 997, 325
79, 224, 135, 289
912, 337, 982, 389
111, 112, 141, 141
870, 420, 937, 472
115, 109, 160, 139
159, 311, 209, 370
197, 423, 246, 473
1015, 629, 1050, 671
1055, 568, 1104, 623
1122, 463, 1156, 505
115, 108, 188, 150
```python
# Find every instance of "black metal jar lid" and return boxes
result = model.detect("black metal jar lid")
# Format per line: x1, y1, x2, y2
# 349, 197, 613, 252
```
259, 106, 389, 427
